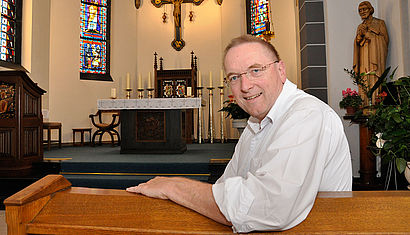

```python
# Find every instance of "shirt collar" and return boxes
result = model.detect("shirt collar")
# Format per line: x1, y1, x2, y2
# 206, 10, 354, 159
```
248, 79, 296, 132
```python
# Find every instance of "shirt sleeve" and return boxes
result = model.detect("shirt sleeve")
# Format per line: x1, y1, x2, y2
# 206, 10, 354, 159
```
213, 103, 343, 233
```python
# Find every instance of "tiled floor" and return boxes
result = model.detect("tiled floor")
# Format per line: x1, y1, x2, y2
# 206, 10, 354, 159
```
0, 210, 6, 235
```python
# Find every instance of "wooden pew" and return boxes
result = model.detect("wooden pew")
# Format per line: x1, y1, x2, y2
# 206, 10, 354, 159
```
4, 175, 410, 234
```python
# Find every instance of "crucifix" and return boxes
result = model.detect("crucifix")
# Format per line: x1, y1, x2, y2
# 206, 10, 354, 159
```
135, 0, 223, 51
151, 0, 204, 51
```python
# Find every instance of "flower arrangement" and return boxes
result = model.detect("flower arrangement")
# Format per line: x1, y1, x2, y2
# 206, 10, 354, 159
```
339, 88, 363, 109
219, 95, 250, 119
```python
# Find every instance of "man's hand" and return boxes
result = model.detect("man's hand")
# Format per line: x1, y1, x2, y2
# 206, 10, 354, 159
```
126, 176, 231, 226
126, 176, 171, 199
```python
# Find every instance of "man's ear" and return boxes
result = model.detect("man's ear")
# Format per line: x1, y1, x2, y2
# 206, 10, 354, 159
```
277, 60, 287, 83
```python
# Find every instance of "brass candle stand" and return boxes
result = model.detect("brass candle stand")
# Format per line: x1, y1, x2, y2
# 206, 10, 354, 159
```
147, 88, 154, 99
218, 86, 225, 143
207, 87, 215, 144
197, 87, 204, 144
125, 88, 132, 99
137, 88, 144, 99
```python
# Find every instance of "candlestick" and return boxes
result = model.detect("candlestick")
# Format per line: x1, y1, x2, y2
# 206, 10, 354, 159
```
218, 86, 224, 143
137, 88, 144, 99
126, 73, 130, 89
147, 88, 154, 99
209, 71, 213, 88
220, 69, 224, 87
125, 88, 132, 99
148, 72, 152, 89
207, 87, 215, 143
138, 73, 143, 89
110, 88, 117, 99
198, 70, 201, 87
186, 87, 192, 97
197, 86, 204, 144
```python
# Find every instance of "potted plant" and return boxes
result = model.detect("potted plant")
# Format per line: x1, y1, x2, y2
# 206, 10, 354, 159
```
339, 88, 363, 115
219, 95, 250, 134
344, 67, 391, 114
367, 75, 410, 189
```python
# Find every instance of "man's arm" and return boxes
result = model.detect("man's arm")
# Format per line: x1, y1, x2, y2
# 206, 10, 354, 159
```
126, 176, 232, 226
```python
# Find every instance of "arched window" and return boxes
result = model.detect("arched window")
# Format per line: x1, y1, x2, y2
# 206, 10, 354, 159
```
80, 0, 112, 81
246, 0, 274, 41
0, 0, 22, 68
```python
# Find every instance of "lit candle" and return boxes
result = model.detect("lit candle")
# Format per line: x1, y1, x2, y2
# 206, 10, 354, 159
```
187, 87, 192, 97
198, 70, 202, 87
111, 88, 116, 98
209, 71, 213, 87
138, 73, 142, 89
126, 73, 130, 89
148, 72, 152, 88
220, 69, 224, 87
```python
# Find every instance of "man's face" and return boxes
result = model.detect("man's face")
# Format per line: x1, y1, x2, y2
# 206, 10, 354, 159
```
358, 4, 371, 20
224, 42, 286, 122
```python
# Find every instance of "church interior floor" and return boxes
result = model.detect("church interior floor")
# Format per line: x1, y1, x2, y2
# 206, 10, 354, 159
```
44, 143, 236, 189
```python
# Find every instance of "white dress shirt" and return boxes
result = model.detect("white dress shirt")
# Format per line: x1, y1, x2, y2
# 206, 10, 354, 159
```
212, 80, 352, 233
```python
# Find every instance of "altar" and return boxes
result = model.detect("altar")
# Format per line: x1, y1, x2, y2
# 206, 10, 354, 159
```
98, 98, 201, 153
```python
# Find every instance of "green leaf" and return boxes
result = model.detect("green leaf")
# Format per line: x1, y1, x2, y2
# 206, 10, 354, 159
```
396, 158, 407, 174
392, 113, 402, 123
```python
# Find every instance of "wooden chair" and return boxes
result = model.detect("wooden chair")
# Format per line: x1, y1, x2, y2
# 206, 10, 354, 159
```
89, 110, 120, 146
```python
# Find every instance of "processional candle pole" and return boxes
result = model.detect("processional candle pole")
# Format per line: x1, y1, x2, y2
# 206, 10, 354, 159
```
207, 71, 214, 144
218, 85, 224, 143
218, 70, 225, 143
197, 71, 203, 144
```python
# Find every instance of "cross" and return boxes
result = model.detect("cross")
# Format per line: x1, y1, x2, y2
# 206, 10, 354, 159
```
151, 0, 205, 51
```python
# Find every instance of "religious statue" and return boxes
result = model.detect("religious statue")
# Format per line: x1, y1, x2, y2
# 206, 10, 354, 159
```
353, 1, 389, 106
172, 0, 183, 27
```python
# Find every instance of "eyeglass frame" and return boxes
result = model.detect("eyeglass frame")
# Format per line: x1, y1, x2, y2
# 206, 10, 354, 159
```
224, 61, 279, 86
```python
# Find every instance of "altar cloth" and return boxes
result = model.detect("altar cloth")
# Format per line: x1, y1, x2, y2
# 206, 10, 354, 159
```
97, 98, 201, 110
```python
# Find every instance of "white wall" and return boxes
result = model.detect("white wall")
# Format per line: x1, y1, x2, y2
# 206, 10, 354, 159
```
324, 0, 409, 177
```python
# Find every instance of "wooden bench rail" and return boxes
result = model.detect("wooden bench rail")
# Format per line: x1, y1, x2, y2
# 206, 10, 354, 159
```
4, 175, 71, 206
3, 175, 410, 234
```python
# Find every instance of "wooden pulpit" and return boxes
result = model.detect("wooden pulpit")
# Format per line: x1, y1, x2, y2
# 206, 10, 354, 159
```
4, 175, 410, 234
0, 71, 45, 177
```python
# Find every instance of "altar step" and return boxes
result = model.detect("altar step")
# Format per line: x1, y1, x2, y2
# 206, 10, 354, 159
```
44, 144, 235, 189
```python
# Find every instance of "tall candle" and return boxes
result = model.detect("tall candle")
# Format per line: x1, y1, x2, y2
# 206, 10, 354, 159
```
111, 88, 116, 98
220, 69, 224, 87
138, 73, 142, 89
148, 72, 152, 88
126, 73, 130, 89
198, 70, 202, 87
187, 87, 192, 97
209, 71, 213, 87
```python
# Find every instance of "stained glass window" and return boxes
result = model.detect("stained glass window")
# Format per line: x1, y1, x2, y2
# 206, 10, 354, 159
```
246, 0, 274, 40
0, 0, 22, 66
80, 0, 112, 81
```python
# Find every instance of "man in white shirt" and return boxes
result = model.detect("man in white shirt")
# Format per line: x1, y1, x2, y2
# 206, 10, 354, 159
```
126, 35, 352, 233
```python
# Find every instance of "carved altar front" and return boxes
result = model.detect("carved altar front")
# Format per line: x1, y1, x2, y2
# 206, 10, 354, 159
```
98, 98, 200, 154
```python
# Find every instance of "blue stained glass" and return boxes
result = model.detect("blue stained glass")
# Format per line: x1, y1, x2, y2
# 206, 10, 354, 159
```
80, 0, 110, 79
250, 0, 270, 37
80, 39, 106, 74
80, 3, 107, 40
0, 0, 16, 63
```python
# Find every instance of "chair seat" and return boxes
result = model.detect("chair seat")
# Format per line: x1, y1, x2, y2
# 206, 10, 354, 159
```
89, 110, 120, 146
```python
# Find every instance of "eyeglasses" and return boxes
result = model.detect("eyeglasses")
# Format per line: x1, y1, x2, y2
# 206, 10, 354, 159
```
225, 61, 279, 86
